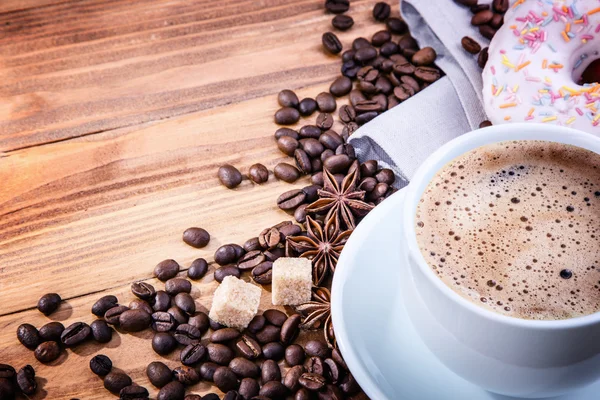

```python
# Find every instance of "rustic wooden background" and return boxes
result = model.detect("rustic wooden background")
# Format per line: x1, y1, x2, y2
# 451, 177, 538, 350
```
0, 0, 399, 398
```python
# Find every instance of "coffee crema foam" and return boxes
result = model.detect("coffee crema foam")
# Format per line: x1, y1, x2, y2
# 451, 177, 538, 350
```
415, 140, 600, 320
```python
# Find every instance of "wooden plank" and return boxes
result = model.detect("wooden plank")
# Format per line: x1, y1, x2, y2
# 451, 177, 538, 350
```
0, 0, 390, 151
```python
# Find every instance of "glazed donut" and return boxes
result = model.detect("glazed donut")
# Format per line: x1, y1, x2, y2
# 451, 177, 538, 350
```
482, 0, 600, 133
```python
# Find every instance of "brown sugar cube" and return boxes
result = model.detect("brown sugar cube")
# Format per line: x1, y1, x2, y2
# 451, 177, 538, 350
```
272, 258, 312, 306
209, 276, 262, 329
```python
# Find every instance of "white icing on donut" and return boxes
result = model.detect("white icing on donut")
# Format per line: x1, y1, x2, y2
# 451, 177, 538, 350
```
482, 0, 600, 133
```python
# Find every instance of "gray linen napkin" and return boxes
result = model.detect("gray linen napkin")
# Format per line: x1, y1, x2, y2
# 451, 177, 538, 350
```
349, 0, 491, 188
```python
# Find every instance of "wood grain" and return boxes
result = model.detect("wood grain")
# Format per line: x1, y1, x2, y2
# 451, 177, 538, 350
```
0, 0, 400, 397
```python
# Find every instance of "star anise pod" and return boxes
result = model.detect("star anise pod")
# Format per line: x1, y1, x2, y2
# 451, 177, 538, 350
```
287, 214, 352, 285
295, 286, 336, 348
306, 164, 374, 230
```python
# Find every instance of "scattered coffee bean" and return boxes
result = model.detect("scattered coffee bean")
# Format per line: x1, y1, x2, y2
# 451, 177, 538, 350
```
316, 113, 334, 130
200, 362, 220, 381
218, 164, 244, 189
262, 342, 285, 360
239, 378, 260, 399
157, 381, 185, 400
229, 357, 260, 379
172, 293, 195, 315
118, 309, 151, 332
325, 0, 349, 14
490, 12, 504, 28
323, 154, 352, 174
284, 365, 305, 391
329, 76, 352, 97
262, 309, 286, 326
461, 36, 481, 54
181, 343, 207, 366
182, 227, 210, 248
165, 278, 192, 296
248, 163, 269, 184
414, 66, 441, 82
340, 373, 360, 394
214, 265, 241, 283
331, 14, 354, 31
147, 361, 172, 388
294, 149, 312, 174
0, 378, 14, 400
154, 260, 180, 281
479, 120, 493, 128
324, 358, 342, 384
91, 319, 113, 343
386, 17, 408, 34
37, 293, 61, 316
285, 344, 306, 366
173, 366, 200, 385
305, 340, 331, 358
129, 298, 153, 314
371, 30, 391, 47
398, 35, 418, 55
17, 324, 40, 350
184, 395, 202, 400
478, 47, 489, 68
260, 381, 288, 398
16, 365, 36, 395
252, 261, 273, 284
472, 9, 493, 25
277, 136, 299, 156
278, 89, 299, 109
296, 388, 312, 400
92, 295, 119, 317
323, 32, 343, 54
275, 107, 301, 125
104, 372, 132, 394
373, 2, 390, 20
261, 359, 281, 383
281, 313, 302, 344
275, 127, 300, 140
90, 354, 113, 376
210, 327, 240, 343
412, 47, 436, 66
274, 163, 301, 183
214, 367, 239, 392
354, 46, 377, 63
208, 343, 235, 365
237, 250, 266, 271
34, 341, 61, 363
255, 324, 281, 344
151, 291, 170, 312
299, 98, 318, 116
131, 281, 155, 300
299, 373, 327, 391
236, 335, 262, 359
120, 385, 149, 400
479, 24, 497, 40
61, 322, 91, 347
152, 332, 178, 355
39, 321, 65, 343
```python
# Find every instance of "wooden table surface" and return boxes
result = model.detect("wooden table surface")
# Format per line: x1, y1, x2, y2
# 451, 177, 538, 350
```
0, 0, 398, 397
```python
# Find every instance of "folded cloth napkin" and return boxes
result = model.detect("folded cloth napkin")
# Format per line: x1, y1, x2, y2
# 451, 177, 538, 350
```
349, 0, 491, 188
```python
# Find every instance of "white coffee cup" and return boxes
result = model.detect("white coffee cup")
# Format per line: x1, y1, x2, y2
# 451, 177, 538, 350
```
402, 123, 600, 398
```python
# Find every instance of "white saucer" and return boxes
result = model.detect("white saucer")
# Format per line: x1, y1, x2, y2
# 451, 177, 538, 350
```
331, 189, 600, 400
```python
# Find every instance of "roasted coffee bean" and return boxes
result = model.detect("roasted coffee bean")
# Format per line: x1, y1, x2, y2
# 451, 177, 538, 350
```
380, 41, 399, 57
263, 309, 287, 326
275, 127, 300, 140
354, 46, 377, 63
325, 0, 349, 14
157, 381, 185, 400
294, 149, 312, 174
34, 341, 61, 363
261, 359, 281, 382
375, 168, 395, 185
322, 32, 342, 54
174, 324, 201, 345
210, 318, 226, 331
214, 367, 239, 392
131, 282, 155, 301
219, 164, 244, 188
251, 261, 273, 284
348, 91, 365, 109
340, 373, 360, 394
210, 328, 239, 343
300, 138, 324, 159
360, 160, 378, 177
0, 365, 14, 380
329, 76, 352, 97
265, 247, 286, 262
318, 384, 344, 400
129, 299, 153, 315
260, 381, 288, 398
331, 14, 353, 31
398, 35, 418, 54
248, 315, 266, 333
284, 365, 305, 391
151, 291, 170, 313
229, 357, 260, 379
371, 30, 391, 47
338, 105, 356, 123
342, 50, 356, 62
147, 361, 173, 388
356, 80, 377, 94
91, 319, 113, 343
275, 107, 301, 125
342, 122, 359, 139
490, 12, 504, 28
215, 244, 241, 266
223, 391, 243, 400
173, 366, 200, 385
323, 154, 352, 174
359, 177, 377, 192
202, 395, 220, 400
274, 163, 301, 183
461, 36, 481, 54
16, 365, 36, 395
281, 314, 302, 344
214, 265, 241, 283
472, 9, 493, 25
165, 278, 192, 296
295, 388, 312, 400
357, 66, 379, 82
17, 324, 40, 350
247, 163, 269, 184
299, 98, 318, 116
278, 90, 299, 109
93, 295, 119, 317
280, 222, 302, 238
155, 260, 180, 281
180, 343, 207, 366
304, 356, 325, 375
120, 385, 150, 400
455, 0, 477, 5
104, 372, 133, 394
374, 76, 392, 94
373, 2, 391, 20
392, 61, 415, 75
324, 358, 342, 384
371, 93, 388, 111
415, 66, 441, 82
393, 84, 415, 101
255, 325, 281, 344
299, 373, 326, 391
311, 171, 325, 187
479, 120, 493, 128
119, 309, 151, 332
184, 395, 202, 400
182, 227, 210, 249
341, 60, 360, 79
277, 136, 300, 156
369, 182, 389, 200
208, 343, 235, 365
412, 47, 436, 66
38, 321, 64, 343
262, 342, 285, 360
152, 332, 178, 355
285, 344, 305, 366
331, 348, 348, 371
315, 92, 337, 113
400, 74, 419, 92
305, 340, 330, 358
152, 312, 176, 332
239, 378, 260, 399
299, 125, 322, 139
387, 17, 408, 34
493, 0, 509, 12
237, 250, 266, 271
0, 378, 14, 400
478, 46, 489, 68
387, 94, 400, 109
168, 306, 188, 325
316, 113, 334, 131
352, 37, 371, 51
90, 354, 113, 376
200, 362, 219, 381
61, 322, 91, 346
243, 237, 262, 253
479, 24, 497, 40
37, 293, 61, 315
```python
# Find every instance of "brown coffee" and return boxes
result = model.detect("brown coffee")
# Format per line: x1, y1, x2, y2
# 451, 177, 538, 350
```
415, 140, 600, 320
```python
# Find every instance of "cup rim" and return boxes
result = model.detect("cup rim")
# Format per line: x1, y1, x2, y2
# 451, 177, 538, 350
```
403, 123, 600, 330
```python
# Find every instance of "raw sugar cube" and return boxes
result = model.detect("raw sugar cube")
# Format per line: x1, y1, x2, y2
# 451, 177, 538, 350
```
272, 257, 312, 305
209, 276, 262, 329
